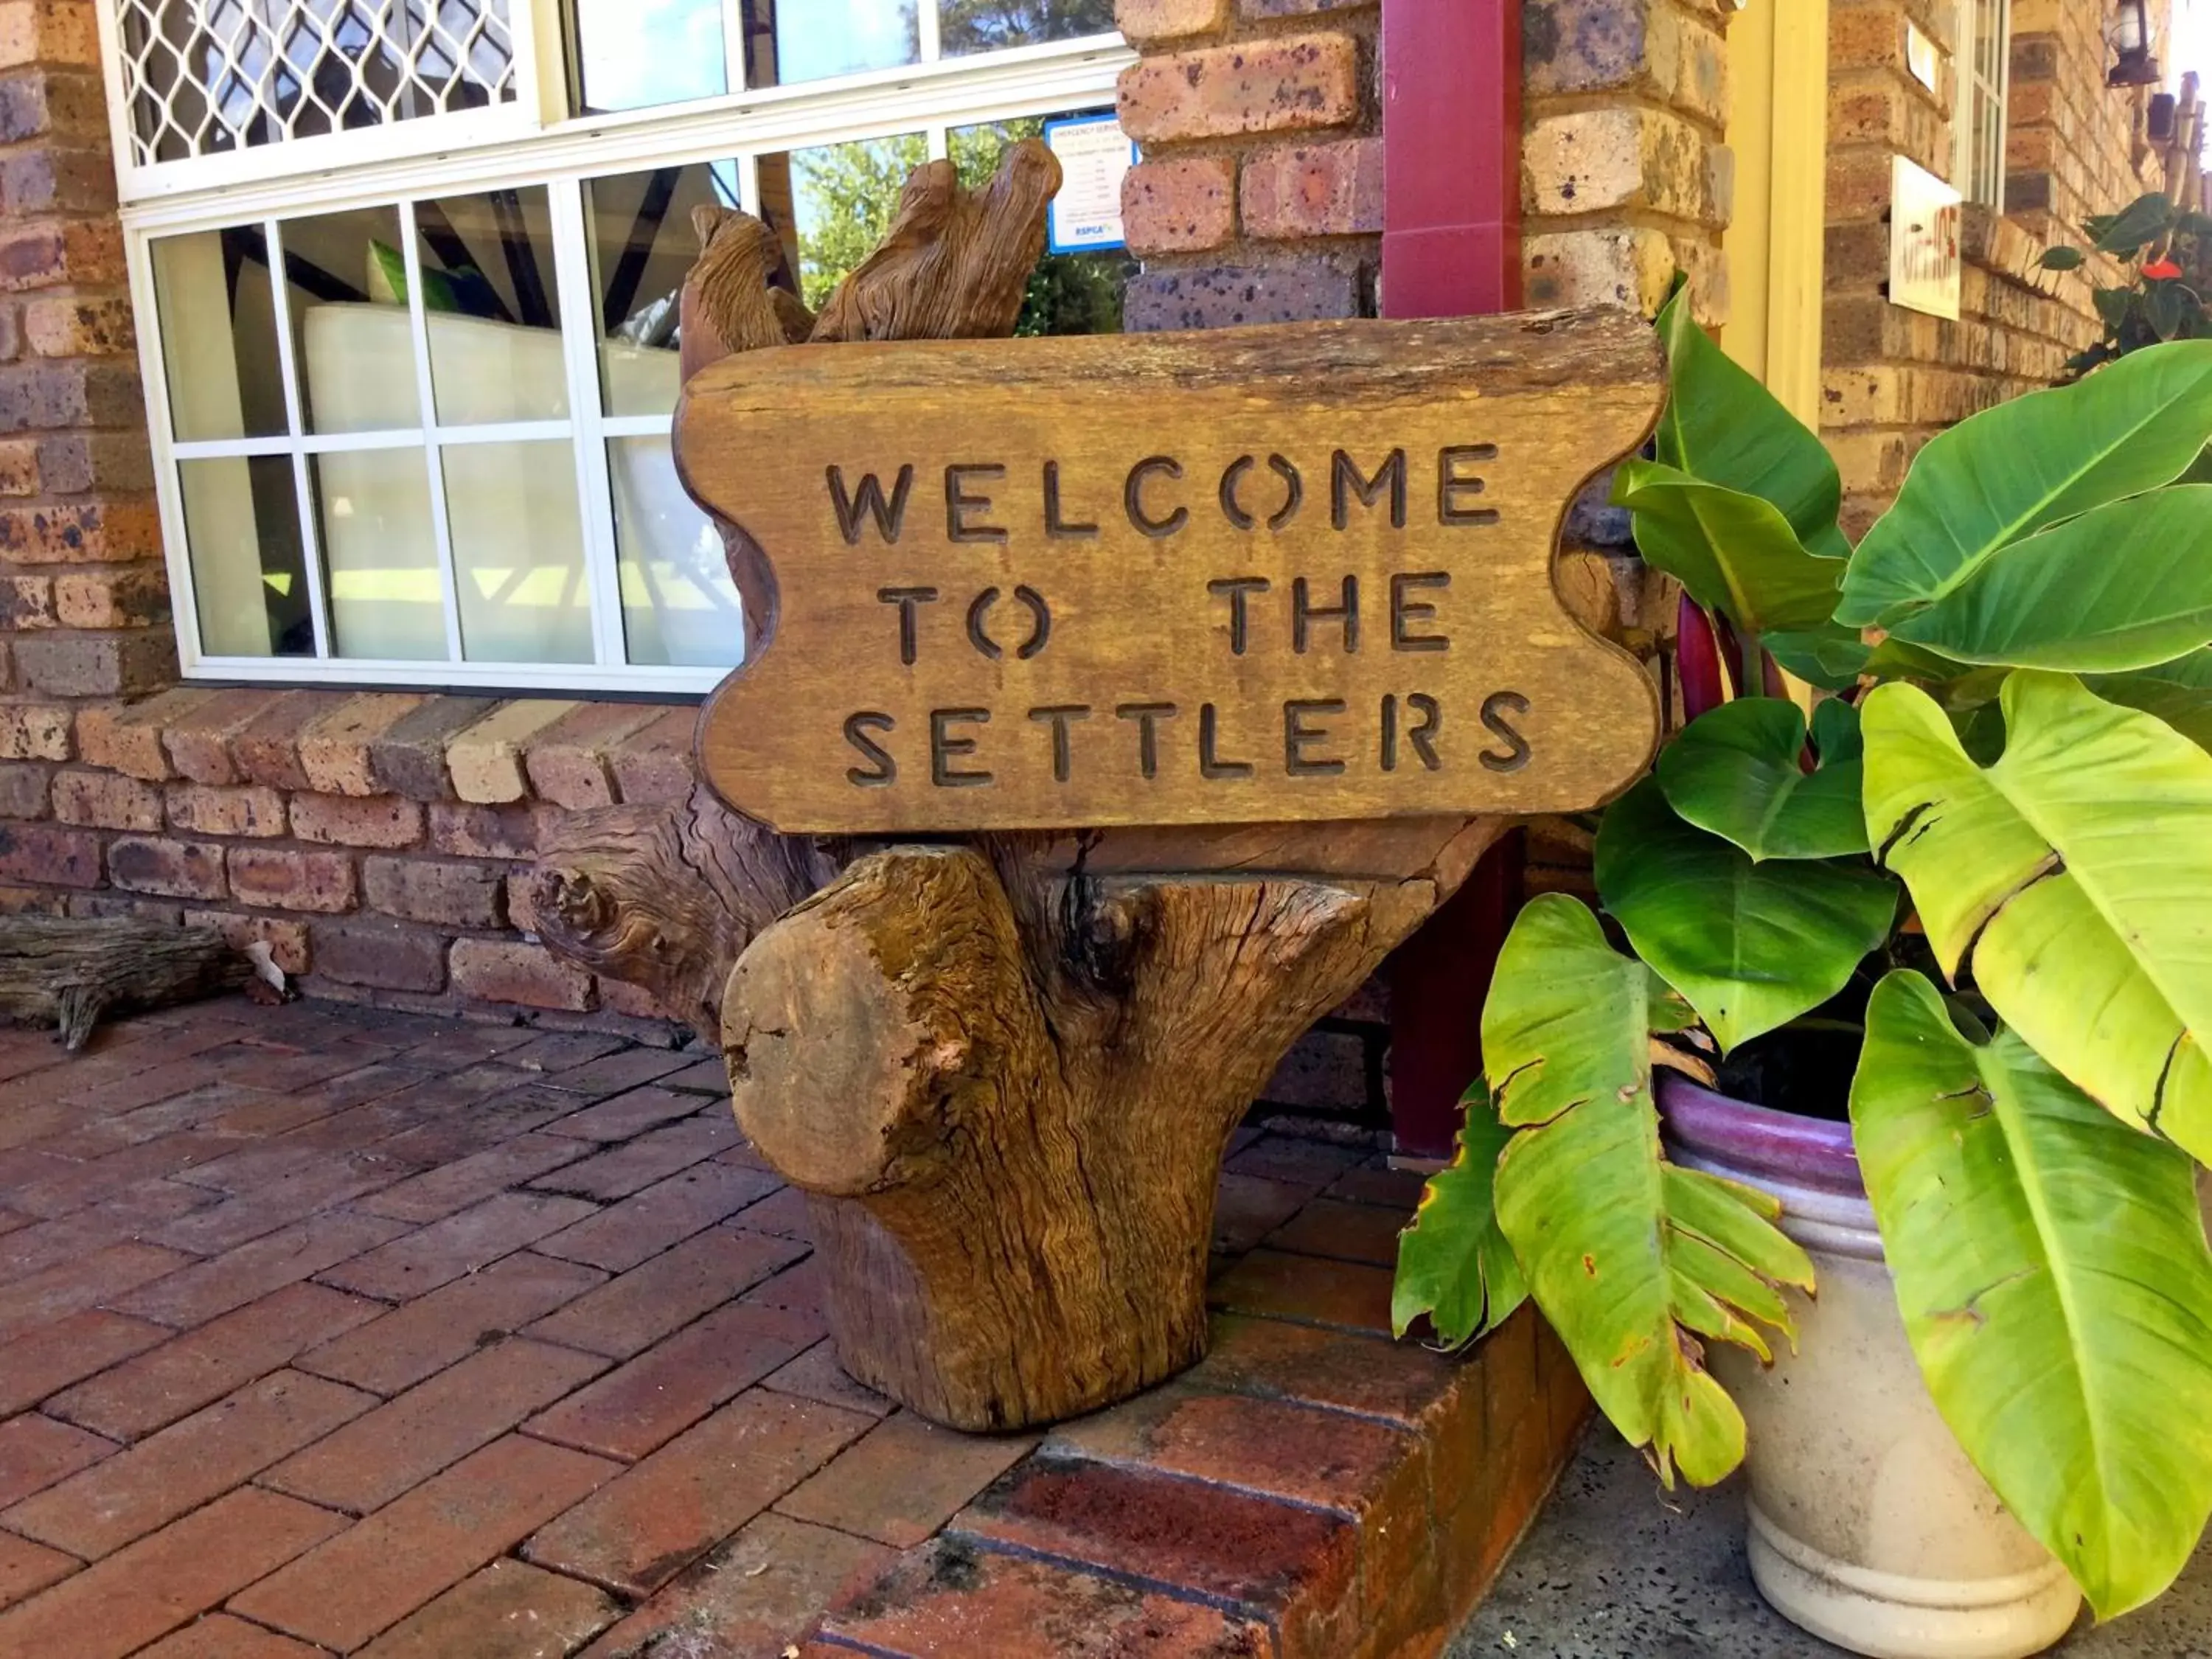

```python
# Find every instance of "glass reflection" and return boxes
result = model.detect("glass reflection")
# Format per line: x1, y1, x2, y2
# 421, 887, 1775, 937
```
150, 229, 287, 442
951, 114, 1132, 335
612, 437, 744, 668
572, 0, 728, 111
585, 161, 748, 417
757, 132, 926, 313
414, 186, 568, 425
178, 456, 311, 658
314, 448, 446, 662
940, 0, 1114, 55
742, 0, 917, 86
444, 440, 593, 664
282, 204, 420, 435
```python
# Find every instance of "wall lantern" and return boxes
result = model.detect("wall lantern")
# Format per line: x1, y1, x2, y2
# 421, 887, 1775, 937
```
2108, 0, 2160, 86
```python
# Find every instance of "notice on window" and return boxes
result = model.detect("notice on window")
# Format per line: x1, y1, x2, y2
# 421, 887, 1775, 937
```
1044, 114, 1136, 254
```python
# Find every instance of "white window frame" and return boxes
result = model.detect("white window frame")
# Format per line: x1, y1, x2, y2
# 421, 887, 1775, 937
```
1953, 0, 2012, 210
100, 1, 1133, 694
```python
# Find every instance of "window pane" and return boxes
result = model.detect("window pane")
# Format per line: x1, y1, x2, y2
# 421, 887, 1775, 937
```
611, 437, 743, 668
150, 230, 287, 442
416, 187, 568, 424
178, 456, 312, 658
316, 449, 446, 661
951, 115, 1131, 335
587, 163, 744, 417
285, 205, 421, 434
115, 0, 517, 167
940, 0, 1114, 55
758, 133, 926, 313
443, 440, 593, 664
572, 0, 728, 112
742, 0, 917, 87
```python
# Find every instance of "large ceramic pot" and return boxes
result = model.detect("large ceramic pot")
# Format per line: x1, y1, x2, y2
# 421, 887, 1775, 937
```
1657, 1074, 2082, 1659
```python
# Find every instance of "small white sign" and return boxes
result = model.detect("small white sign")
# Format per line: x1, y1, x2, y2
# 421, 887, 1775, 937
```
1905, 21, 1941, 93
1890, 155, 1963, 321
1045, 114, 1137, 254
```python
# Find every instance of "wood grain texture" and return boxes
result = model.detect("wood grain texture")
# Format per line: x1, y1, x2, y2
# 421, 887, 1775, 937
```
689, 309, 1666, 832
0, 916, 246, 1050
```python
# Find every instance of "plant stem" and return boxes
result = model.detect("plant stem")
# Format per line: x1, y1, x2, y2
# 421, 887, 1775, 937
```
1740, 625, 1764, 701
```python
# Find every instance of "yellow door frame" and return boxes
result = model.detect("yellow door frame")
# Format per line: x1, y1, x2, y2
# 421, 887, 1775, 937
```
1722, 0, 1830, 428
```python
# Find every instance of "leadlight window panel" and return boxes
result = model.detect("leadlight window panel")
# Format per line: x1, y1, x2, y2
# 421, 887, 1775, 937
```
116, 0, 518, 168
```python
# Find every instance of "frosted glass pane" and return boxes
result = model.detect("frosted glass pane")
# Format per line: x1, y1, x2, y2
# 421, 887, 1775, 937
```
610, 436, 742, 668
444, 440, 592, 664
316, 448, 446, 661
178, 456, 311, 658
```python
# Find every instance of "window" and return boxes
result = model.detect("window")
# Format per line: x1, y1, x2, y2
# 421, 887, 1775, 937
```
1954, 0, 2011, 209
106, 0, 1131, 691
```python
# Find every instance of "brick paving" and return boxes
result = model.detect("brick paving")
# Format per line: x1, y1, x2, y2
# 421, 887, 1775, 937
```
0, 995, 1586, 1658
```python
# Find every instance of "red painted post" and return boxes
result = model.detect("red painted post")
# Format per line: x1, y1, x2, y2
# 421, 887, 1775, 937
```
1380, 0, 1526, 1158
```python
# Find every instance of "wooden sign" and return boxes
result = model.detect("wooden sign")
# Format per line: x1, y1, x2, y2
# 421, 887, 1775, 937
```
686, 310, 1664, 833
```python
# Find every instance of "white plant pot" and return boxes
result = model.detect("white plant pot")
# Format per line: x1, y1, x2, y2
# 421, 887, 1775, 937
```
1660, 1076, 2082, 1659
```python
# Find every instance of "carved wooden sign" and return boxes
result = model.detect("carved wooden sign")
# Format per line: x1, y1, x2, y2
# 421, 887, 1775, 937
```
685, 310, 1664, 832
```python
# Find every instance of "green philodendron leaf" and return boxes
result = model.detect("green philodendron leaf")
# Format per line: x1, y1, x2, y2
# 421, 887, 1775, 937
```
1837, 341, 2212, 628
1614, 461, 1845, 637
1809, 695, 1863, 763
1479, 894, 1814, 1488
1861, 672, 2212, 1163
1885, 486, 2212, 672
1652, 285, 1849, 558
1596, 779, 1897, 1051
1391, 1096, 1528, 1346
1658, 698, 1869, 861
1765, 625, 1871, 691
2093, 192, 2174, 255
2087, 649, 2212, 752
1851, 970, 2212, 1619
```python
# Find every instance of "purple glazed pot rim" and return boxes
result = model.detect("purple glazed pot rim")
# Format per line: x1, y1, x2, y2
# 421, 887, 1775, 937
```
1656, 1071, 1865, 1199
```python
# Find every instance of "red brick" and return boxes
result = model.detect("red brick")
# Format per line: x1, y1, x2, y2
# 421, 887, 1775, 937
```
361, 855, 503, 928
541, 1078, 701, 1137
760, 1341, 895, 1419
425, 801, 554, 858
0, 760, 44, 818
0, 4, 104, 72
290, 792, 422, 849
0, 356, 141, 432
1264, 1196, 1406, 1266
1212, 1172, 1309, 1253
1047, 1388, 1416, 1517
358, 1558, 618, 1659
526, 1301, 819, 1461
606, 706, 697, 804
529, 1117, 728, 1203
53, 565, 164, 630
231, 692, 328, 791
158, 687, 279, 785
524, 701, 666, 810
46, 1281, 383, 1441
577, 1513, 889, 1659
0, 1309, 167, 1415
299, 1250, 605, 1397
524, 1388, 874, 1596
353, 1131, 591, 1225
1122, 155, 1237, 254
1207, 1247, 1395, 1334
131, 1613, 327, 1658
105, 835, 225, 900
1114, 0, 1232, 44
0, 1242, 192, 1339
298, 694, 426, 796
0, 818, 97, 885
0, 439, 32, 495
1225, 1135, 1368, 1190
0, 1486, 345, 1658
310, 920, 446, 992
0, 1414, 111, 1509
0, 571, 51, 630
316, 1190, 599, 1301
953, 1455, 1358, 1637
163, 782, 283, 838
533, 1161, 782, 1273
526, 1228, 812, 1361
0, 497, 156, 561
821, 1539, 1270, 1657
108, 1210, 409, 1328
1117, 32, 1360, 143
4, 1369, 372, 1557
229, 1435, 619, 1652
0, 1528, 74, 1610
366, 696, 496, 801
1189, 1315, 1465, 1429
1242, 136, 1385, 239
448, 938, 591, 1012
225, 845, 355, 913
779, 1411, 1038, 1548
0, 702, 67, 762
262, 1337, 609, 1514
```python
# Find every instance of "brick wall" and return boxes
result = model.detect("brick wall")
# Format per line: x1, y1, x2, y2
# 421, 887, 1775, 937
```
1820, 0, 2171, 532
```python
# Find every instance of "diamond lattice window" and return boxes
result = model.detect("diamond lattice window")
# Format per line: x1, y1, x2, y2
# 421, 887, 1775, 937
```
116, 0, 516, 167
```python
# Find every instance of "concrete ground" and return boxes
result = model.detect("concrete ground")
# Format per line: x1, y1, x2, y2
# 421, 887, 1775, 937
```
1452, 1430, 2212, 1659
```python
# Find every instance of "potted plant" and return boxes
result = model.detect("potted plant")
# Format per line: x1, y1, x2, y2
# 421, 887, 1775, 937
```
1394, 289, 2212, 1658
